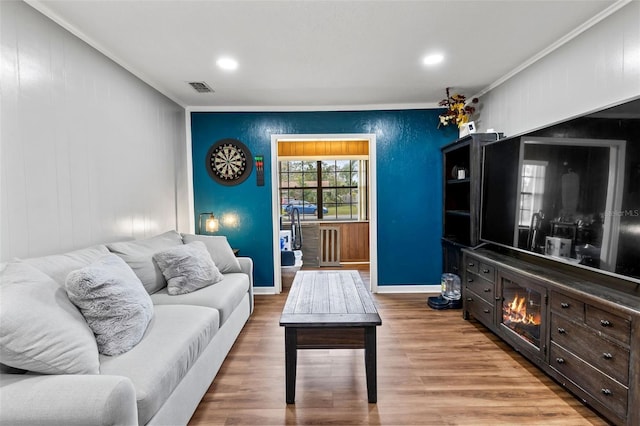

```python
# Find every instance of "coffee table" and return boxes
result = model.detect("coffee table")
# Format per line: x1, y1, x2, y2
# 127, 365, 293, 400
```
279, 270, 382, 404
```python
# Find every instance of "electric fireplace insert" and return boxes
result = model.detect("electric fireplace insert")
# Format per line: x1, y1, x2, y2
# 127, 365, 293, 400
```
499, 272, 547, 355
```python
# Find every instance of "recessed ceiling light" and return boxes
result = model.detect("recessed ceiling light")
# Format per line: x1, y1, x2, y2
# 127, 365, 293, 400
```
217, 57, 238, 71
423, 53, 444, 66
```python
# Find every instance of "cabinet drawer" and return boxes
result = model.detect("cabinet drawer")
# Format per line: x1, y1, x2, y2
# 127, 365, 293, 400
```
585, 305, 631, 345
550, 291, 585, 321
466, 257, 479, 274
550, 314, 630, 385
550, 343, 628, 419
477, 262, 495, 282
465, 272, 495, 305
466, 293, 494, 327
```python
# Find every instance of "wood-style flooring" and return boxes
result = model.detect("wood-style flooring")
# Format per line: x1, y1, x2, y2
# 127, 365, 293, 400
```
189, 268, 609, 425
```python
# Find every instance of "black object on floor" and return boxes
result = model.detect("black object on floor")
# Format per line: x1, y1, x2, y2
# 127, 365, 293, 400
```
281, 251, 295, 266
427, 295, 462, 310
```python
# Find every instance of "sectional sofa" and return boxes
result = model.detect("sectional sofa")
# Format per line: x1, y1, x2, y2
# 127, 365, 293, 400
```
0, 230, 254, 425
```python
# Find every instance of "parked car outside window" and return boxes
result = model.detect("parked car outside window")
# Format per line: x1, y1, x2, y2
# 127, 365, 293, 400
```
283, 200, 328, 215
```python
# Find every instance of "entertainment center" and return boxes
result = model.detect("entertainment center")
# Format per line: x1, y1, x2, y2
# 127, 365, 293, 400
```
458, 97, 640, 425
462, 246, 639, 425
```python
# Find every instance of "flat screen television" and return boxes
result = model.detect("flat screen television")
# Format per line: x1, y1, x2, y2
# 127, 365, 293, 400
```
480, 97, 640, 284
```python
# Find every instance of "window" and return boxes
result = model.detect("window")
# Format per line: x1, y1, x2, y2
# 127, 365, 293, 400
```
279, 159, 367, 221
519, 161, 547, 227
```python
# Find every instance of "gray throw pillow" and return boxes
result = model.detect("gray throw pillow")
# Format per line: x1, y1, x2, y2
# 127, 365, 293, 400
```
0, 261, 100, 374
65, 254, 154, 356
153, 241, 224, 295
181, 234, 242, 273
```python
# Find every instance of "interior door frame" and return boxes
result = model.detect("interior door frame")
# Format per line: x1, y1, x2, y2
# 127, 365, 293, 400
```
270, 133, 378, 293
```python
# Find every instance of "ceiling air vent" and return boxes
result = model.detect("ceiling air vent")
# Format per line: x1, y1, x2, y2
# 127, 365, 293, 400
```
187, 81, 214, 93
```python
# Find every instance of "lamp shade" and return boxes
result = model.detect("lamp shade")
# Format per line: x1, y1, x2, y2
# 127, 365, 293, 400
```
198, 212, 219, 234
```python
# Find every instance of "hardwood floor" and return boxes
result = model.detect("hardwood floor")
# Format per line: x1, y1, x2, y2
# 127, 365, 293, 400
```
189, 268, 610, 425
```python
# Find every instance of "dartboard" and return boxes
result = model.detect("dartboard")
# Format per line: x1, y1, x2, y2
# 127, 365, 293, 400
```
205, 139, 253, 185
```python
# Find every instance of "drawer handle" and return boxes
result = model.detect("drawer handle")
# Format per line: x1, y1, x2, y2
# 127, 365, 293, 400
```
483, 309, 490, 314
466, 297, 473, 302
555, 358, 565, 364
600, 320, 612, 327
467, 278, 474, 283
560, 302, 570, 309
601, 388, 612, 396
482, 269, 490, 273
557, 328, 566, 334
483, 288, 491, 293
468, 263, 475, 267
603, 352, 613, 360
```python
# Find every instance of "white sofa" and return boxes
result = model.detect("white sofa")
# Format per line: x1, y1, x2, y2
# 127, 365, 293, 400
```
0, 230, 254, 426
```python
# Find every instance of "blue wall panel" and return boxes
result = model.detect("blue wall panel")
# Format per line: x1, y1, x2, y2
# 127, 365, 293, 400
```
191, 110, 457, 288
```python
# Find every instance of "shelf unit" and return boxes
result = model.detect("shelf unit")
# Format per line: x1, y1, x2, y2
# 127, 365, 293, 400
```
441, 133, 501, 274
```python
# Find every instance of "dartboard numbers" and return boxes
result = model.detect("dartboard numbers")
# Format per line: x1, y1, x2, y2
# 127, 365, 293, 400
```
205, 139, 253, 185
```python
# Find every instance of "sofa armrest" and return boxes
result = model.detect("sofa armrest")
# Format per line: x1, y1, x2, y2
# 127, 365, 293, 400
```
236, 256, 254, 313
0, 373, 137, 426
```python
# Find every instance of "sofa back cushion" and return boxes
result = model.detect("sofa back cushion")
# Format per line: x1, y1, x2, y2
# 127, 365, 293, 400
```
0, 261, 100, 374
181, 234, 242, 273
23, 245, 110, 286
106, 230, 183, 294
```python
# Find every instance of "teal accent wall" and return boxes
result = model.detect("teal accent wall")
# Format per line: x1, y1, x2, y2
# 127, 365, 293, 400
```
191, 110, 457, 287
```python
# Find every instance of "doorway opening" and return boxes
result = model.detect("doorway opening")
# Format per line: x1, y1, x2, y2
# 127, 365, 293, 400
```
270, 134, 377, 293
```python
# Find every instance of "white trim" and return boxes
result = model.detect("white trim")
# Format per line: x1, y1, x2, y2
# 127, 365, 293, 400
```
271, 134, 378, 293
253, 286, 278, 295
184, 109, 195, 233
187, 103, 439, 113
254, 285, 439, 295
472, 0, 632, 100
376, 285, 441, 294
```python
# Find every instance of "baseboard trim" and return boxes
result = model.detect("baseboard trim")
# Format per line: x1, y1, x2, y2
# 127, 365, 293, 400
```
375, 285, 440, 294
253, 284, 441, 295
253, 286, 277, 295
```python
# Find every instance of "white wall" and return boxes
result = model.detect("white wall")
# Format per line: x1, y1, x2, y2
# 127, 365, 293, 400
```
0, 1, 188, 261
478, 1, 640, 137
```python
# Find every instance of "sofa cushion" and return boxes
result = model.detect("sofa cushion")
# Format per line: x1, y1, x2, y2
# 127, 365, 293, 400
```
151, 273, 249, 325
106, 230, 183, 294
181, 234, 242, 273
66, 254, 154, 356
0, 261, 100, 374
99, 305, 219, 425
153, 241, 223, 295
22, 245, 110, 286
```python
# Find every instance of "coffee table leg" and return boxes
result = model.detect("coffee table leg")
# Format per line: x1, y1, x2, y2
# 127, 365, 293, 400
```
364, 326, 377, 403
285, 327, 297, 404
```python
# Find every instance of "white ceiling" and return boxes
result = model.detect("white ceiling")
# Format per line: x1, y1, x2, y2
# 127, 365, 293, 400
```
29, 0, 623, 109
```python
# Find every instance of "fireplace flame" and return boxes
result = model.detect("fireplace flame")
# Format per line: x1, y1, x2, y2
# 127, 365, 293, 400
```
503, 294, 541, 325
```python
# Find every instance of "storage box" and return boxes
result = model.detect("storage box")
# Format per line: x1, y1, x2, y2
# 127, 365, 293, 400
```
545, 236, 571, 258
279, 230, 292, 251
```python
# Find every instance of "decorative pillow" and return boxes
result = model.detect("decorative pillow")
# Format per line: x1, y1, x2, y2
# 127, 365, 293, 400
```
181, 234, 242, 273
153, 241, 224, 295
106, 230, 184, 294
65, 254, 154, 356
0, 261, 100, 374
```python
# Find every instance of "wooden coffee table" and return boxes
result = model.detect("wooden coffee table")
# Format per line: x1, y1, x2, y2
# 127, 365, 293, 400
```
279, 270, 382, 404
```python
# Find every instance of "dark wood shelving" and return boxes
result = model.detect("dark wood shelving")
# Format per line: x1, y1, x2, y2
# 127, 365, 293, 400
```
446, 178, 471, 184
441, 133, 502, 275
445, 210, 471, 217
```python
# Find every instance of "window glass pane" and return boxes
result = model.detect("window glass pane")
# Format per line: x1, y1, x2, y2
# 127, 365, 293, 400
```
279, 158, 367, 222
